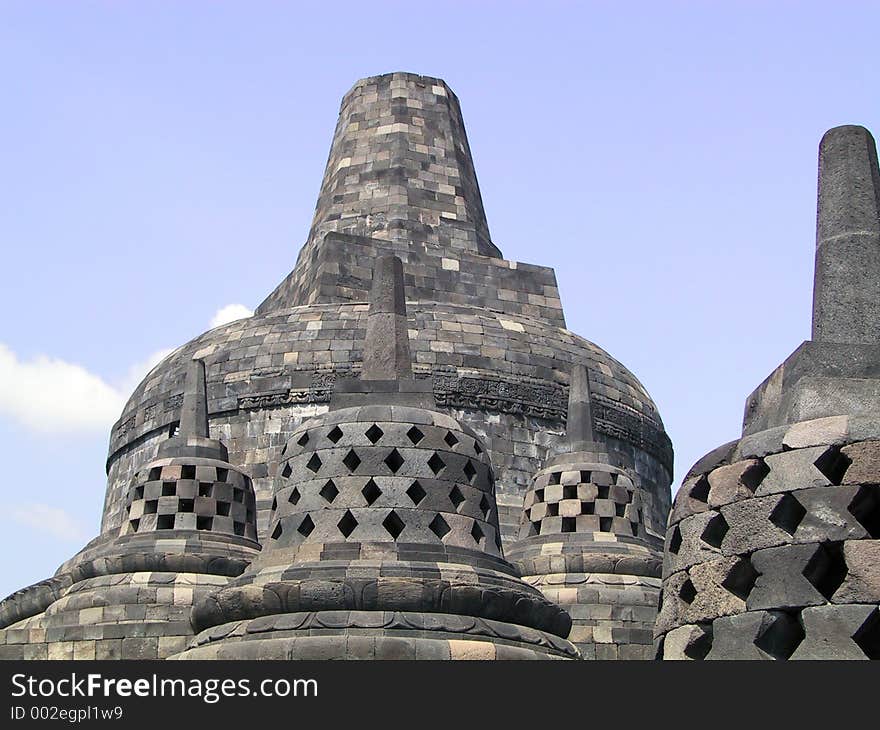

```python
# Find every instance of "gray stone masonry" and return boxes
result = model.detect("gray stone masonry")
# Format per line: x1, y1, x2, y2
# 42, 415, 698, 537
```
657, 125, 880, 660
174, 256, 578, 660
509, 365, 663, 659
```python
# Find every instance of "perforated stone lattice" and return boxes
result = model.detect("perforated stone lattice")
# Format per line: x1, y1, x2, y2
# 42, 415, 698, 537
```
657, 437, 880, 660
267, 409, 503, 555
518, 466, 643, 539
123, 460, 257, 541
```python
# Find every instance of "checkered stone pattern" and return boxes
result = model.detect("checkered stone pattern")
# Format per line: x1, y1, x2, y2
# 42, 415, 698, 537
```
656, 421, 880, 660
509, 455, 664, 660
100, 300, 672, 552
267, 405, 502, 557
123, 458, 257, 541
518, 463, 646, 540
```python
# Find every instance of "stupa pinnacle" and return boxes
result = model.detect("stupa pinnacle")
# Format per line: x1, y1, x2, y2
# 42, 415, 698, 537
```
0, 71, 673, 660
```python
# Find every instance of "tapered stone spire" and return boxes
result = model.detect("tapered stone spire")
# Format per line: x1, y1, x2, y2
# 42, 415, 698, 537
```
812, 126, 880, 344
657, 125, 880, 660
158, 359, 226, 461
176, 254, 577, 660
361, 255, 413, 380
307, 72, 499, 258
566, 364, 596, 452
180, 359, 209, 438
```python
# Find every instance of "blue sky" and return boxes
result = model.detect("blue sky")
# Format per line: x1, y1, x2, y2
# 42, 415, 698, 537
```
1, 1, 878, 599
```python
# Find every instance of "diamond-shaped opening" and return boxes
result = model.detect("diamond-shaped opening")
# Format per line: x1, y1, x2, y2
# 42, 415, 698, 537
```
327, 426, 344, 444
473, 441, 482, 455
297, 432, 310, 447
853, 608, 880, 660
337, 510, 358, 538
148, 466, 162, 481
548, 472, 561, 485
181, 465, 196, 480
814, 446, 851, 485
271, 496, 277, 512
754, 611, 805, 660
581, 501, 595, 515
679, 578, 697, 604
429, 514, 451, 540
384, 448, 405, 474
683, 627, 713, 660
406, 480, 426, 505
382, 510, 405, 540
669, 525, 682, 554
463, 460, 477, 483
297, 515, 314, 537
534, 488, 545, 503
362, 478, 382, 505
561, 517, 576, 533
365, 424, 384, 444
722, 557, 759, 600
769, 493, 806, 535
343, 449, 361, 472
444, 431, 459, 447
178, 499, 194, 513
217, 502, 230, 516
802, 542, 848, 600
470, 520, 484, 544
449, 485, 465, 511
527, 521, 541, 537
427, 452, 446, 475
407, 426, 424, 444
700, 513, 729, 548
599, 517, 612, 532
848, 485, 880, 538
689, 475, 710, 502
306, 453, 323, 473
216, 468, 228, 482
740, 461, 770, 492
144, 500, 158, 515
156, 514, 174, 530
197, 516, 213, 531
280, 463, 292, 479
162, 482, 176, 497
479, 494, 491, 517
271, 522, 283, 540
129, 519, 140, 532
288, 487, 301, 505
319, 479, 339, 503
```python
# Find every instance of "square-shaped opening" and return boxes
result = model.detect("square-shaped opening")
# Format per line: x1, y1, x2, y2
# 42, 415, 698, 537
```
198, 482, 213, 497
197, 516, 213, 531
178, 499, 194, 513
181, 465, 196, 480
161, 482, 176, 497
217, 502, 230, 516
144, 500, 158, 514
156, 514, 175, 530
233, 489, 244, 503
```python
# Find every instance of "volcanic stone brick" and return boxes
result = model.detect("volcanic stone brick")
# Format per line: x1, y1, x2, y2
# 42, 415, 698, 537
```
658, 124, 880, 660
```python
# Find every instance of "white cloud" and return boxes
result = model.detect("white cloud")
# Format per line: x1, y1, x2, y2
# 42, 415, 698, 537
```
0, 343, 126, 434
11, 503, 88, 542
209, 303, 253, 328
0, 304, 251, 435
